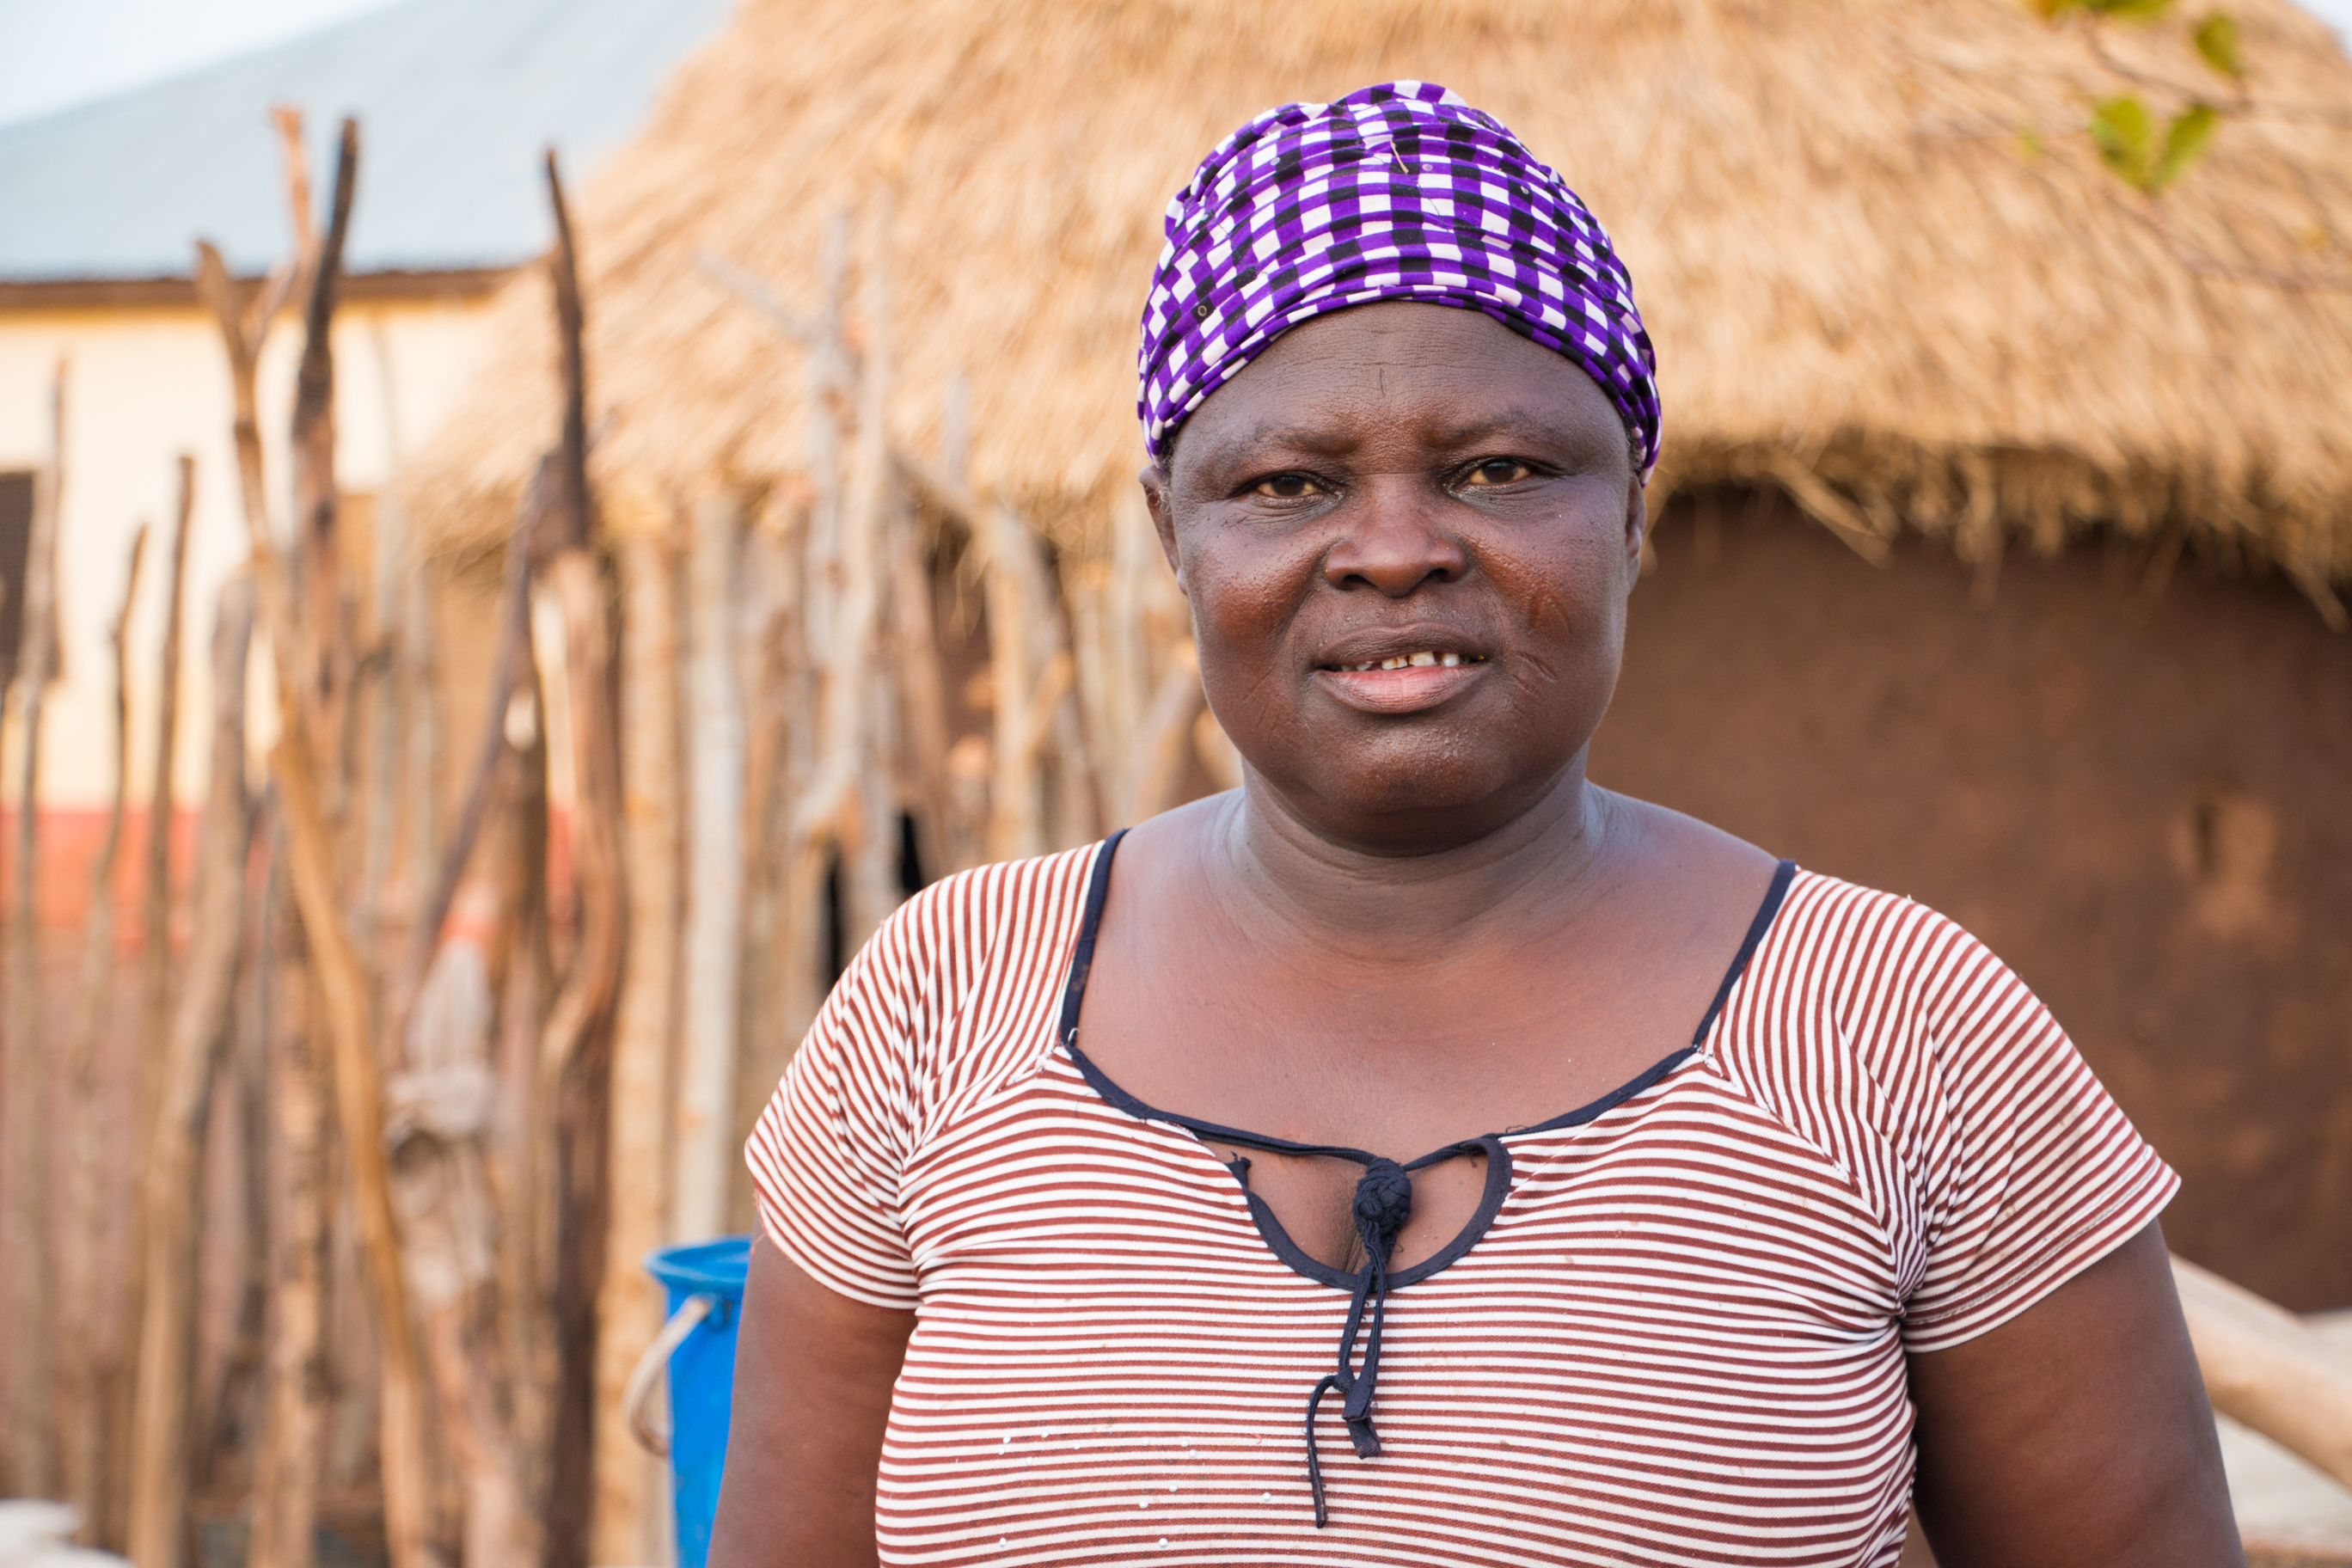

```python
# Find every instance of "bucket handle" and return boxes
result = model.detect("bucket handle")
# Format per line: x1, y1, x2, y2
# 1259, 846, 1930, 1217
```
623, 1293, 719, 1456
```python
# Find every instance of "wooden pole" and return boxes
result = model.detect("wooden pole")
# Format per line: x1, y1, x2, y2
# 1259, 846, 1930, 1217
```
126, 573, 255, 1568
493, 651, 555, 1523
103, 453, 197, 1548
358, 322, 408, 956
931, 382, 983, 875
410, 460, 548, 999
284, 119, 438, 1568
537, 482, 626, 1568
190, 126, 319, 1566
270, 711, 436, 1565
291, 127, 355, 812
977, 502, 1069, 864
787, 224, 852, 777
892, 449, 1089, 860
1106, 493, 1155, 821
781, 217, 842, 1032
2172, 1255, 2352, 1490
190, 107, 314, 599
980, 500, 1033, 862
591, 519, 683, 1568
141, 456, 196, 1119
1038, 545, 1096, 850
242, 115, 334, 1568
248, 847, 324, 1568
1091, 484, 1193, 826
738, 498, 819, 1156
398, 565, 440, 924
1131, 642, 1206, 822
1068, 564, 1121, 826
199, 820, 274, 1505
787, 201, 898, 952
4, 355, 68, 1500
885, 491, 952, 879
1047, 677, 1099, 851
671, 492, 744, 1243
60, 524, 149, 1535
291, 125, 382, 1508
842, 198, 901, 944
381, 305, 442, 941
192, 239, 278, 562
388, 876, 530, 1567
536, 147, 627, 1568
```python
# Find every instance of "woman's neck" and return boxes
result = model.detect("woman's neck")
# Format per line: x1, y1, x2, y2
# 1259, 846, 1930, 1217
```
1210, 762, 1622, 961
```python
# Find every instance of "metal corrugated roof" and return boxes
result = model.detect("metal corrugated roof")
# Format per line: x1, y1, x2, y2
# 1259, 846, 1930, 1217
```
0, 0, 734, 282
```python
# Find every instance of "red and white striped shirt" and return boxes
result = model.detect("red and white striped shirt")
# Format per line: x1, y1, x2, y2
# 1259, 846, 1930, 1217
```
748, 841, 2176, 1566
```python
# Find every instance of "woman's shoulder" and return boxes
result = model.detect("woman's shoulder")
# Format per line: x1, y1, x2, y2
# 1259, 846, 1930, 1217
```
1723, 863, 2083, 1117
887, 841, 1108, 952
818, 841, 1110, 1071
850, 841, 1106, 994
1761, 866, 2020, 1017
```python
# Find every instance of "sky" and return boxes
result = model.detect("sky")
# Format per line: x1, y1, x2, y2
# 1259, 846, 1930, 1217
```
2, 0, 2349, 130
0, 0, 407, 127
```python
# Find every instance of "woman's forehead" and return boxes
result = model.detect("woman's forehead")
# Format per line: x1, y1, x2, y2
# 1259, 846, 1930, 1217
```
1175, 303, 1627, 462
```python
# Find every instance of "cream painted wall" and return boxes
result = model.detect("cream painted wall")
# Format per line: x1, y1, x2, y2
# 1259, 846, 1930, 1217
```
0, 291, 498, 807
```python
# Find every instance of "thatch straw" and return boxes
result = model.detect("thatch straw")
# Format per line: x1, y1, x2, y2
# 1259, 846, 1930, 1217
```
400, 0, 2352, 600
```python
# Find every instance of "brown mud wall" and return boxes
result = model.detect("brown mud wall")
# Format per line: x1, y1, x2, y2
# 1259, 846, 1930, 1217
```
1592, 493, 2352, 1312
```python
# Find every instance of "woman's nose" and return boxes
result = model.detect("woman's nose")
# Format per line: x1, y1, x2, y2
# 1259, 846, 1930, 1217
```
1320, 483, 1470, 597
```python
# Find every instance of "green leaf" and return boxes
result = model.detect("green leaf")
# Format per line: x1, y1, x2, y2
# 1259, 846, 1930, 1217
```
2152, 102, 2221, 189
2086, 0, 2174, 16
2193, 12, 2245, 78
2090, 95, 2157, 187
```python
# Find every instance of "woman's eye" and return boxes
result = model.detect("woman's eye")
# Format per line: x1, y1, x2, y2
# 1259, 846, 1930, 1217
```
1463, 458, 1534, 487
1252, 474, 1324, 499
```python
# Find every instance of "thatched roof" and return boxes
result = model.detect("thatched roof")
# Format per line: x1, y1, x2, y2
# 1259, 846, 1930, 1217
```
401, 0, 2352, 607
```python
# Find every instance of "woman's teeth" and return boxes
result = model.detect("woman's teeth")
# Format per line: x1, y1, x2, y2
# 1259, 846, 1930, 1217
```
1337, 651, 1481, 671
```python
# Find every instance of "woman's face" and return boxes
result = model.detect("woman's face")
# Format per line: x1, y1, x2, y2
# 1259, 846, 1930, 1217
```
1143, 301, 1645, 853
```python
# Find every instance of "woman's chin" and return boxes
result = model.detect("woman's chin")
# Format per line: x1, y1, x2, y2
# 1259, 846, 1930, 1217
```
1253, 750, 1577, 855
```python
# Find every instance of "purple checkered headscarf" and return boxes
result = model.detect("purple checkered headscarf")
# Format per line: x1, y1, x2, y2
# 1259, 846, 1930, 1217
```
1137, 82, 1661, 479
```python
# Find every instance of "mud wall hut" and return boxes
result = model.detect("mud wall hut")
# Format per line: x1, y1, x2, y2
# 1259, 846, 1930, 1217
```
398, 0, 2352, 1320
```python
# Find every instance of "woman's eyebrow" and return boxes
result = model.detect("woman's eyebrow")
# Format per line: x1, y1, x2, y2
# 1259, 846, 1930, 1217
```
1419, 410, 1569, 450
1207, 408, 1566, 462
1241, 420, 1363, 456
1189, 420, 1363, 471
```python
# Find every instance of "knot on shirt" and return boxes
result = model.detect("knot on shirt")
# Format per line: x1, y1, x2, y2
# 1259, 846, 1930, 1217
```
1352, 1158, 1412, 1261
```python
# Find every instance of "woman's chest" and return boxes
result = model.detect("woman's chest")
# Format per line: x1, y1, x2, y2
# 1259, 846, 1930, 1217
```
1073, 940, 1724, 1159
874, 1069, 1915, 1566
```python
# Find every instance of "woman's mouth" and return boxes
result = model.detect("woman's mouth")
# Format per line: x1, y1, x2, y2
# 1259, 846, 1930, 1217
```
1332, 650, 1484, 671
1315, 650, 1490, 713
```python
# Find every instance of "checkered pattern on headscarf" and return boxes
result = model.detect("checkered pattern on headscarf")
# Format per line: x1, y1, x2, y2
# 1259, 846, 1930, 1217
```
1137, 82, 1661, 478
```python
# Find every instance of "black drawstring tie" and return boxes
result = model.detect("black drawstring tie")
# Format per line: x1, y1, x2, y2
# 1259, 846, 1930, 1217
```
1303, 1156, 1413, 1528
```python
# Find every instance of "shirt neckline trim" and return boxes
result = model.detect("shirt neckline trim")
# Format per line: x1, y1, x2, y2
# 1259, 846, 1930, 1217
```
1054, 827, 1797, 1291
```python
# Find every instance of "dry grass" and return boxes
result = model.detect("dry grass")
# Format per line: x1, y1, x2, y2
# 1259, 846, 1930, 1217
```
399, 0, 2352, 599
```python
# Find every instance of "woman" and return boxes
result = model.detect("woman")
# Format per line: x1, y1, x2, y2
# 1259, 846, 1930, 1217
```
715, 83, 2239, 1566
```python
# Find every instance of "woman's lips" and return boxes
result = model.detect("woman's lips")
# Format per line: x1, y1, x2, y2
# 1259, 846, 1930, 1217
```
1314, 656, 1488, 714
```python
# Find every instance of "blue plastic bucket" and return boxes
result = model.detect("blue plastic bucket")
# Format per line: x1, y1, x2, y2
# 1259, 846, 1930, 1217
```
645, 1235, 752, 1568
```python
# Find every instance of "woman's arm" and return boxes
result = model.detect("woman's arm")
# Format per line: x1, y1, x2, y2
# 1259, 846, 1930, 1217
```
1906, 1222, 2242, 1567
708, 1236, 918, 1568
